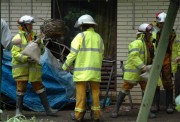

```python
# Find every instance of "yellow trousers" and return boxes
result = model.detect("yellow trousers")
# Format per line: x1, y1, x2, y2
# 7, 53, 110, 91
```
75, 81, 102, 121
16, 80, 44, 93
121, 80, 147, 93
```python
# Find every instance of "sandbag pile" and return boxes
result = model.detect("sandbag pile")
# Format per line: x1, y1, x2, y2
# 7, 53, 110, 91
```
40, 19, 66, 38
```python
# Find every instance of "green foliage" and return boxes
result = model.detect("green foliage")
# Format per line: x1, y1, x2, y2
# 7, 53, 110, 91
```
64, 7, 95, 26
6, 115, 37, 122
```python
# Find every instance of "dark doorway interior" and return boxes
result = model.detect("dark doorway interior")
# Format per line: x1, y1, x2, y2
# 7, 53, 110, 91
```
51, 0, 117, 91
51, 0, 117, 60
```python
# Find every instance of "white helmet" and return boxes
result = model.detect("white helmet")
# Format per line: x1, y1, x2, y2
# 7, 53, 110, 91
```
156, 12, 166, 22
136, 23, 153, 35
18, 15, 35, 24
74, 14, 97, 28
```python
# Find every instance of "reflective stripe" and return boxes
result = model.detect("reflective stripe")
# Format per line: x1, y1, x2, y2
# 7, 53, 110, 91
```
99, 37, 103, 53
129, 48, 139, 53
29, 67, 42, 72
16, 91, 25, 95
12, 63, 28, 69
140, 51, 145, 54
74, 67, 101, 71
75, 108, 86, 112
129, 48, 144, 54
80, 32, 103, 53
124, 69, 140, 73
36, 88, 46, 94
81, 32, 85, 48
80, 48, 102, 52
91, 106, 101, 111
64, 62, 70, 69
70, 47, 79, 53
19, 54, 25, 62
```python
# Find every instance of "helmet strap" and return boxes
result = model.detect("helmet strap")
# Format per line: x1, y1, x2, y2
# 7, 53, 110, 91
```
144, 33, 149, 42
21, 23, 33, 41
21, 22, 30, 34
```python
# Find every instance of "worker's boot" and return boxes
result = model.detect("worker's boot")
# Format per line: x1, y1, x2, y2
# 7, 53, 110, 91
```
111, 91, 126, 118
148, 111, 156, 118
166, 89, 174, 114
151, 88, 160, 113
71, 112, 86, 122
91, 110, 103, 121
16, 95, 24, 116
38, 91, 58, 116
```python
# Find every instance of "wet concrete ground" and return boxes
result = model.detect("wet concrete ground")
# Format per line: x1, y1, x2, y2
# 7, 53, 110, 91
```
1, 104, 180, 122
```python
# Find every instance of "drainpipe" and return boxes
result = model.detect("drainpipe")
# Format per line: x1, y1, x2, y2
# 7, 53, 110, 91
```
136, 0, 180, 122
31, 0, 33, 15
8, 0, 11, 27
132, 1, 135, 29
0, 2, 2, 121
53, 0, 56, 19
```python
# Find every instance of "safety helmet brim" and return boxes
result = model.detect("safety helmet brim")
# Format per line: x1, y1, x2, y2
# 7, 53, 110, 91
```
136, 23, 153, 35
156, 12, 166, 23
74, 21, 97, 28
136, 32, 143, 35
74, 14, 97, 28
18, 15, 35, 25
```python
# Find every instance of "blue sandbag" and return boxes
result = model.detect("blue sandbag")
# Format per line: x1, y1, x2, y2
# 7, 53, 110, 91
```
1, 48, 76, 111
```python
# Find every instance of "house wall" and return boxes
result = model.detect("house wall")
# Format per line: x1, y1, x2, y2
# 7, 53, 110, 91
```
1, 0, 180, 104
1, 0, 51, 35
117, 0, 180, 104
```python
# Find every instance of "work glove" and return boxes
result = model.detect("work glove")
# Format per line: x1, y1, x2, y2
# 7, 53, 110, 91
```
12, 39, 22, 45
141, 65, 151, 73
27, 57, 36, 63
140, 65, 152, 81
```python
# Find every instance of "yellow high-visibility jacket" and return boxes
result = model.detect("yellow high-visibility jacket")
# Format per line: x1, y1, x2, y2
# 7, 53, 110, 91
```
123, 34, 148, 84
62, 27, 104, 82
11, 30, 43, 82
172, 34, 180, 73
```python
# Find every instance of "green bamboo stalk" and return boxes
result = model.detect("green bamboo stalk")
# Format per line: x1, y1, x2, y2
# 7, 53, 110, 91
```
136, 0, 180, 122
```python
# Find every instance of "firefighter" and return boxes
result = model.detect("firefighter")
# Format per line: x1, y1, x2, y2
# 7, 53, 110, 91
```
172, 29, 180, 98
151, 12, 177, 114
110, 23, 156, 118
11, 15, 58, 116
62, 14, 104, 122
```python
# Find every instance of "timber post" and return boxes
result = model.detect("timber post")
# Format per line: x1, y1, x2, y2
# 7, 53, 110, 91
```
136, 0, 180, 122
